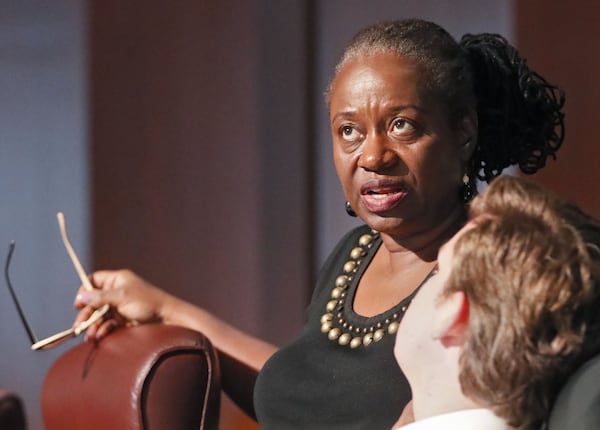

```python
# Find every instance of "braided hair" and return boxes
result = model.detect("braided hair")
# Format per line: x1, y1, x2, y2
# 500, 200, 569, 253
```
460, 33, 565, 182
327, 19, 565, 199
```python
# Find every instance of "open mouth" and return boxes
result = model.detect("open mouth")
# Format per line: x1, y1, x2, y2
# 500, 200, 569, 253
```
360, 181, 407, 213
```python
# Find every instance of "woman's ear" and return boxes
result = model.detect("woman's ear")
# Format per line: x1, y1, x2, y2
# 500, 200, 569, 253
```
432, 291, 469, 348
458, 110, 478, 162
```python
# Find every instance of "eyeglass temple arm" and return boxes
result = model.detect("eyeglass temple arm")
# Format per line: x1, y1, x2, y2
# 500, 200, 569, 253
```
4, 242, 38, 345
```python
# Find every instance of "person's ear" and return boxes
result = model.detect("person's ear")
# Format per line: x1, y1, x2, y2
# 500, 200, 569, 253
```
432, 291, 469, 347
458, 110, 478, 162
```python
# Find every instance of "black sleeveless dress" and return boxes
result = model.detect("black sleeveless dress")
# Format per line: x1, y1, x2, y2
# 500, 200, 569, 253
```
254, 225, 419, 429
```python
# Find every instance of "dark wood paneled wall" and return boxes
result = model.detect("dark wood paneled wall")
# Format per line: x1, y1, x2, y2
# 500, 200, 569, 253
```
516, 2, 600, 216
89, 2, 313, 428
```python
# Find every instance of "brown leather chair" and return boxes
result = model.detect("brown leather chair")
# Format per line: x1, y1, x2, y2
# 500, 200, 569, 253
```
41, 324, 220, 430
0, 389, 26, 430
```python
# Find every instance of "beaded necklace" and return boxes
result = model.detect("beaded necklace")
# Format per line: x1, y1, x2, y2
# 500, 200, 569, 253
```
320, 229, 433, 349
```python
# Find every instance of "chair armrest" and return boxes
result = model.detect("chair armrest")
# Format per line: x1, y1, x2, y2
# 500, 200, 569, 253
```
42, 324, 220, 430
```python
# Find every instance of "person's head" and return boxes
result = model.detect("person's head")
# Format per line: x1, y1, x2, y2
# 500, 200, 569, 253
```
327, 19, 565, 238
396, 175, 600, 430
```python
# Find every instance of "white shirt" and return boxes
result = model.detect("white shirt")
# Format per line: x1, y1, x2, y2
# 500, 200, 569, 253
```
395, 408, 511, 430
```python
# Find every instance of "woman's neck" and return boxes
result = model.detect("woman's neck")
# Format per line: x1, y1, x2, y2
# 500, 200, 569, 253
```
379, 204, 467, 264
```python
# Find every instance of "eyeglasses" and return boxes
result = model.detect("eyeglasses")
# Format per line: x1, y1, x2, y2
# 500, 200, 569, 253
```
4, 212, 109, 350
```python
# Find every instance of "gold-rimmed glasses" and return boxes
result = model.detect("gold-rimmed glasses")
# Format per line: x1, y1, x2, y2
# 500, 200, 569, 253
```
4, 212, 109, 350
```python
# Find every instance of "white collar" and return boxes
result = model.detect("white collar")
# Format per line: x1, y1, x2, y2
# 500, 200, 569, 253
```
396, 408, 511, 430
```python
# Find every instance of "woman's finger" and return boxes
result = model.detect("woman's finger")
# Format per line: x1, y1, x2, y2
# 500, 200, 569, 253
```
92, 319, 119, 341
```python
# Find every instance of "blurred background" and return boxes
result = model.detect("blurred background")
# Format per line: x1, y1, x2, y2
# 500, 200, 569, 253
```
0, 0, 597, 428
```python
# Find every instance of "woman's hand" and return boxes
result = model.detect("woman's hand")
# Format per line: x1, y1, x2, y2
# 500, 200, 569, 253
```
73, 269, 173, 341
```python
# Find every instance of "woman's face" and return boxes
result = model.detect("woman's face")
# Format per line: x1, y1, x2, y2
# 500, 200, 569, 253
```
329, 52, 471, 237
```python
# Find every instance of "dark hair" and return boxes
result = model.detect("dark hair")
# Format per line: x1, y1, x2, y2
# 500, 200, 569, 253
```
447, 175, 600, 430
327, 19, 565, 194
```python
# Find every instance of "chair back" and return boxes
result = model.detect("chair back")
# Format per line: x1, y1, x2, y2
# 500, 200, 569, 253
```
548, 353, 600, 430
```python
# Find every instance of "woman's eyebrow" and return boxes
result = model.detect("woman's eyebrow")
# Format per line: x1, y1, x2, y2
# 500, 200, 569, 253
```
330, 110, 357, 123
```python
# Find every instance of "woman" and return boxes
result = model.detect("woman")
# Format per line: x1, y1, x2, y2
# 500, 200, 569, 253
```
73, 19, 565, 429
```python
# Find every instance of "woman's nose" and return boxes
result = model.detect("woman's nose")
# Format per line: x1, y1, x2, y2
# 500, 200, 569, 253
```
357, 133, 399, 172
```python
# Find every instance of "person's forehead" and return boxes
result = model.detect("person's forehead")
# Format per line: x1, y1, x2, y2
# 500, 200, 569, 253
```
333, 53, 421, 90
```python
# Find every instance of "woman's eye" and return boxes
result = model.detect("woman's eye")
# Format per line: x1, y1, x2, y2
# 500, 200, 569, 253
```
390, 118, 416, 137
340, 125, 362, 142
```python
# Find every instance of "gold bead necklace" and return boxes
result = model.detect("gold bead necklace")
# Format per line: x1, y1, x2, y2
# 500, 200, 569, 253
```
320, 230, 421, 349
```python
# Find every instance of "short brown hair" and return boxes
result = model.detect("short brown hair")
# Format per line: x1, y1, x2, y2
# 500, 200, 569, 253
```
445, 175, 600, 430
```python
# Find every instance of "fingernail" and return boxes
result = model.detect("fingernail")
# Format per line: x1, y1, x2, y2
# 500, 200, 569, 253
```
76, 291, 93, 304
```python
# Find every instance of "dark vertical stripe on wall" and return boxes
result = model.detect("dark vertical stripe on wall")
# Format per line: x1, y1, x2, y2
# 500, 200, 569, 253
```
305, 0, 318, 295
254, 0, 315, 343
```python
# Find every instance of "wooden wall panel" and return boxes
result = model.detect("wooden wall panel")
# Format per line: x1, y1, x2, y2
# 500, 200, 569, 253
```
89, 1, 313, 428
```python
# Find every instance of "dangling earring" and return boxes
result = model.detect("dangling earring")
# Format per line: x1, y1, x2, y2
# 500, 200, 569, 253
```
461, 173, 475, 202
345, 201, 357, 217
